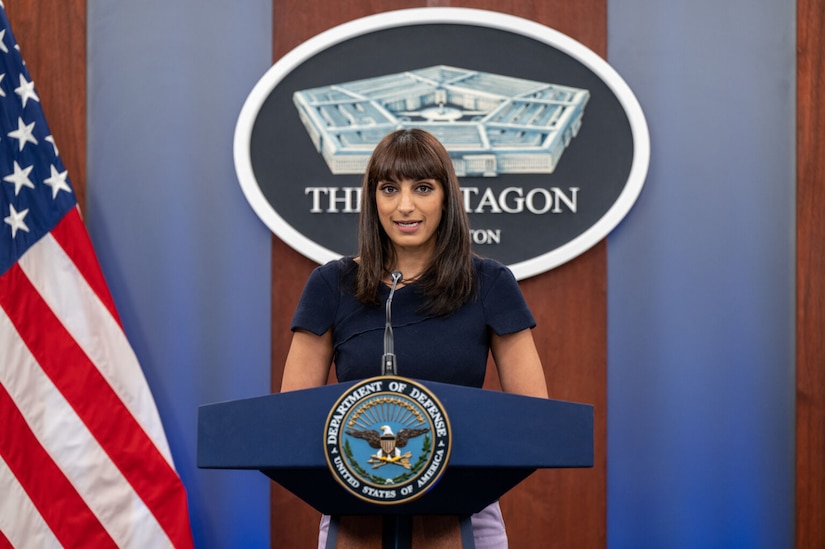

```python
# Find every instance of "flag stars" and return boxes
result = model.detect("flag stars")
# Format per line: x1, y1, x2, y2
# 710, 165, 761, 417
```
7, 116, 37, 151
46, 135, 59, 156
0, 29, 7, 54
0, 73, 5, 97
3, 160, 34, 195
4, 203, 29, 238
15, 74, 39, 107
44, 165, 71, 198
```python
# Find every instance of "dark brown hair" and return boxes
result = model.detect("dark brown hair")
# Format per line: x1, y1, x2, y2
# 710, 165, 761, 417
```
355, 128, 476, 316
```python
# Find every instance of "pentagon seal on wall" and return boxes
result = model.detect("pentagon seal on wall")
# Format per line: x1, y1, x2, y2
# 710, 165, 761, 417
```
234, 8, 650, 280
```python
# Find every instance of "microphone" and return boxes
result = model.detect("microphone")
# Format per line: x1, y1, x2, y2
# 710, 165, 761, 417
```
381, 271, 402, 376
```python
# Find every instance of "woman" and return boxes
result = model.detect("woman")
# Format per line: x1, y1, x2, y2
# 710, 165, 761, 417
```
282, 128, 548, 548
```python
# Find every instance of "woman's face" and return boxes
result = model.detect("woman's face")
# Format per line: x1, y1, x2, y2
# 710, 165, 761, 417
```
375, 177, 444, 257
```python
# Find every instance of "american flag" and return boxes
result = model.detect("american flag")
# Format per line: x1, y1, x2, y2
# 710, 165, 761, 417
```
0, 7, 194, 548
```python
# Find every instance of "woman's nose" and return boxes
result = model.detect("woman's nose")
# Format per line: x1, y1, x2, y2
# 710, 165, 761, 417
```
397, 189, 414, 213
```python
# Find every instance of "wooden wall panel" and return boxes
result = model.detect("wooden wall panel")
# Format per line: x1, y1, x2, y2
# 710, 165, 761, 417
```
6, 1, 86, 211
796, 0, 825, 546
270, 2, 606, 547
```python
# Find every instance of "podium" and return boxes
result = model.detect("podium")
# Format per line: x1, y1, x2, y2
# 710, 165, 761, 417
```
198, 378, 593, 547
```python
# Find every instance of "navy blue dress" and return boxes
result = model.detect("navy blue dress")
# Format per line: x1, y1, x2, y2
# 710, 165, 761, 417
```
291, 256, 535, 387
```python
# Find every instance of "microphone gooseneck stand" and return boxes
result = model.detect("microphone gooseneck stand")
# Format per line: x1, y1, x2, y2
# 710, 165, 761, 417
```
381, 271, 402, 376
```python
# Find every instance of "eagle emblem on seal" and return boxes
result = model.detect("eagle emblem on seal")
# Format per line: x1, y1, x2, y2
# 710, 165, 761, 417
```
346, 425, 430, 469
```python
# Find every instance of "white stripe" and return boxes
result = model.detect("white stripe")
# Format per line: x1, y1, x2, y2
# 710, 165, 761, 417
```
18, 233, 175, 466
0, 453, 62, 549
0, 306, 173, 548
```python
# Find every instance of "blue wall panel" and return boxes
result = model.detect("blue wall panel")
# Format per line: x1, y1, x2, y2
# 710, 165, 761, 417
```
607, 1, 795, 547
88, 2, 273, 547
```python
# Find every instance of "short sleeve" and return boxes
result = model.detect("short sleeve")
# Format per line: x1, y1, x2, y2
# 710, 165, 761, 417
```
478, 258, 536, 335
290, 261, 341, 335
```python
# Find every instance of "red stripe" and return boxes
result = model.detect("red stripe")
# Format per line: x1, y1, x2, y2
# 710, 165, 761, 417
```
0, 382, 117, 548
0, 528, 14, 549
0, 264, 193, 548
49, 208, 123, 326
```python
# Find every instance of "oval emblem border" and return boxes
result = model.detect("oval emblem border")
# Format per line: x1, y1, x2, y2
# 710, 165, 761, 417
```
323, 376, 452, 505
234, 7, 650, 280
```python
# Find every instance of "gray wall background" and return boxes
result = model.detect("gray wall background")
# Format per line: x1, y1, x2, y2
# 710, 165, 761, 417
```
87, 1, 795, 547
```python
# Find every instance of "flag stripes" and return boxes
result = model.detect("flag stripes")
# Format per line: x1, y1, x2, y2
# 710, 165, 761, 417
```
0, 383, 118, 548
21, 209, 174, 465
49, 206, 124, 330
0, 303, 170, 547
0, 454, 61, 548
0, 228, 190, 546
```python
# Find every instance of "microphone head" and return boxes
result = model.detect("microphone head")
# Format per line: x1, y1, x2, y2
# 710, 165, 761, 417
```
391, 271, 403, 284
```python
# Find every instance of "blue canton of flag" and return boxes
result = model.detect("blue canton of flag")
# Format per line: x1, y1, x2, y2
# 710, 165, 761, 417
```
0, 16, 76, 273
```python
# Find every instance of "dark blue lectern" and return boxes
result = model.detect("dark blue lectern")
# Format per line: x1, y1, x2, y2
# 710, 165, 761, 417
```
198, 379, 593, 547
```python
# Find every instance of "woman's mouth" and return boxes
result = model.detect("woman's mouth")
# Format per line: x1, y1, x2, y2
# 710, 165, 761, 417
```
394, 220, 421, 233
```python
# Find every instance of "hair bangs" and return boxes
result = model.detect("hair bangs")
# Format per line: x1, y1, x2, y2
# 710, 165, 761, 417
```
370, 132, 449, 185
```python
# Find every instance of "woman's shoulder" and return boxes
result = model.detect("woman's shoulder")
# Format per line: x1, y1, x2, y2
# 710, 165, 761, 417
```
316, 256, 356, 274
472, 256, 514, 279
308, 256, 357, 288
471, 256, 519, 297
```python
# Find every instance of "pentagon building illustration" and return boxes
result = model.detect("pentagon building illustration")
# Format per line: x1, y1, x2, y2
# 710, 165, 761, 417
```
293, 65, 590, 177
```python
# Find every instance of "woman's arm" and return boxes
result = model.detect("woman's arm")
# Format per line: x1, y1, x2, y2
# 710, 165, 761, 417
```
491, 328, 549, 398
280, 328, 334, 392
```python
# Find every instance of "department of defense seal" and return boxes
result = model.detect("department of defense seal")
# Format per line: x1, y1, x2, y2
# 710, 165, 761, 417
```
324, 376, 451, 505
